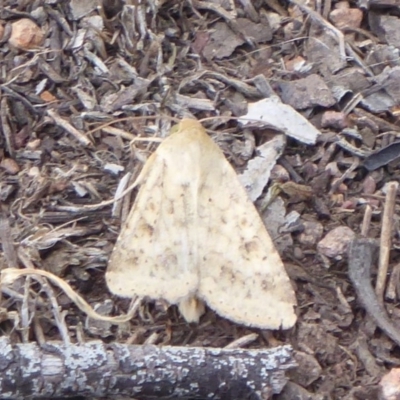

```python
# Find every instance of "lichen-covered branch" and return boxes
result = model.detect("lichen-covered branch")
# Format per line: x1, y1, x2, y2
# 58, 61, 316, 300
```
0, 337, 295, 399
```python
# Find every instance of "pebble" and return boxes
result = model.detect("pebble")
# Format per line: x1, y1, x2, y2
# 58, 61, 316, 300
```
9, 18, 44, 50
317, 226, 355, 258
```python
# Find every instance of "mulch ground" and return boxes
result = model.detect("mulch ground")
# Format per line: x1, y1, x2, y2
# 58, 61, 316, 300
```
1, 0, 400, 399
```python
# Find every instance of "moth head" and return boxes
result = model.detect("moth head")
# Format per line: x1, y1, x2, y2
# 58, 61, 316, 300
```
170, 119, 204, 137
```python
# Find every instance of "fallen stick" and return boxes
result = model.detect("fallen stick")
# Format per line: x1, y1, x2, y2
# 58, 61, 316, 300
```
348, 238, 400, 347
0, 337, 295, 399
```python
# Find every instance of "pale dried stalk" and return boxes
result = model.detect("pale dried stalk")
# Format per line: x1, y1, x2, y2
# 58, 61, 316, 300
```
375, 181, 399, 302
361, 204, 372, 237
1, 268, 140, 324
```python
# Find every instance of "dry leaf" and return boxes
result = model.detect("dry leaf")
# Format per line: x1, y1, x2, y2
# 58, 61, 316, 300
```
280, 181, 314, 201
238, 134, 286, 202
106, 119, 297, 329
239, 97, 321, 145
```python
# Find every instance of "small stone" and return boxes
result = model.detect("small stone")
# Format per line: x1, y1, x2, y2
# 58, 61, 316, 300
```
40, 91, 57, 102
9, 18, 44, 50
0, 23, 4, 41
317, 226, 355, 258
362, 175, 377, 195
285, 56, 309, 72
321, 110, 348, 130
279, 381, 315, 400
26, 139, 41, 151
293, 246, 304, 260
298, 221, 324, 247
0, 158, 20, 175
380, 368, 400, 400
330, 2, 363, 31
290, 352, 322, 387
325, 161, 340, 176
27, 166, 40, 177
331, 178, 348, 194
341, 199, 358, 210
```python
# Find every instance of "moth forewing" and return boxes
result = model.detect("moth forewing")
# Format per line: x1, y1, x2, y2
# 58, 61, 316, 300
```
106, 119, 297, 329
106, 123, 203, 306
195, 137, 297, 329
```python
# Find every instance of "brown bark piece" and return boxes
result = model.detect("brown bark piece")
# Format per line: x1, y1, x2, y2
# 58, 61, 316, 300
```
0, 337, 295, 399
278, 74, 336, 110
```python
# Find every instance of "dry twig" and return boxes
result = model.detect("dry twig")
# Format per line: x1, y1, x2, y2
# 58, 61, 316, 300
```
376, 181, 398, 302
348, 238, 400, 347
47, 109, 93, 147
360, 204, 373, 237
0, 337, 295, 399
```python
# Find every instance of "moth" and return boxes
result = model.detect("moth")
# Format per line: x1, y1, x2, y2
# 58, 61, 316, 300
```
106, 119, 297, 329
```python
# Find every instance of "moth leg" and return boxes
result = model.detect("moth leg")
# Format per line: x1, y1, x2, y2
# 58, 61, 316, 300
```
178, 297, 205, 323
